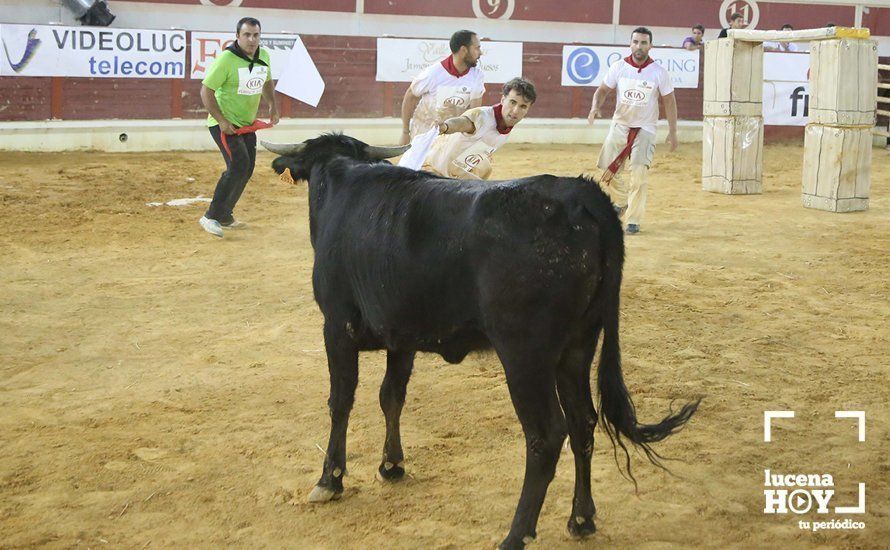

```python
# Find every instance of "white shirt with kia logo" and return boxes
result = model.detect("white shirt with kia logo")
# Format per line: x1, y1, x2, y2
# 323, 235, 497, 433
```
237, 66, 268, 96
423, 105, 509, 177
409, 61, 485, 137
603, 58, 673, 135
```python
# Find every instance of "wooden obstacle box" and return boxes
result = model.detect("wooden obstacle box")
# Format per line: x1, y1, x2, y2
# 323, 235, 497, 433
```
809, 39, 878, 126
702, 115, 764, 194
804, 36, 877, 212
702, 39, 764, 194
702, 27, 877, 210
801, 118, 872, 213
703, 40, 763, 117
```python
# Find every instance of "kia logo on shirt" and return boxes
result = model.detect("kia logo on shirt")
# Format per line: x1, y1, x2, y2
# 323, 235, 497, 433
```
624, 89, 645, 101
246, 76, 264, 90
444, 96, 466, 107
464, 154, 484, 168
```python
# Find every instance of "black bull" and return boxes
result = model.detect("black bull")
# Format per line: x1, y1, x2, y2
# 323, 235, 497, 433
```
263, 134, 699, 549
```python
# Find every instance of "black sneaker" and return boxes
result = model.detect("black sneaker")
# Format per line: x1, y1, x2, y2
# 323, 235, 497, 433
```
625, 224, 640, 234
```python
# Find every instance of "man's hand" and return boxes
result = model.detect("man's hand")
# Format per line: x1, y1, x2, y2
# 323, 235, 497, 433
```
219, 119, 236, 135
667, 130, 678, 152
269, 106, 280, 126
434, 120, 448, 134
587, 108, 601, 125
399, 128, 411, 146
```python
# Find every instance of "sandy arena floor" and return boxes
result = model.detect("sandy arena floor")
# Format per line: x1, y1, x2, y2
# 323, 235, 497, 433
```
1, 142, 888, 549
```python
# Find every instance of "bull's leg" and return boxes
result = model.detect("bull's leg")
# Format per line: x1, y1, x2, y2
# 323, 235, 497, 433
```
498, 355, 567, 550
308, 321, 359, 503
555, 338, 600, 539
377, 349, 415, 481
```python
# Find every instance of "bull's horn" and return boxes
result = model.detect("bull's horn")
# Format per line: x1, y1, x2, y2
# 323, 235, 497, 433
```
260, 141, 306, 155
365, 144, 410, 160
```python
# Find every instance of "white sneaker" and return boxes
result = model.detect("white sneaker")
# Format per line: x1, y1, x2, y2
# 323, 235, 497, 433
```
221, 219, 247, 229
199, 216, 224, 238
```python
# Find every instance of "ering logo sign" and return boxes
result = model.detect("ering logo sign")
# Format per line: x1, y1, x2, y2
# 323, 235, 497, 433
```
762, 411, 866, 532
565, 47, 600, 85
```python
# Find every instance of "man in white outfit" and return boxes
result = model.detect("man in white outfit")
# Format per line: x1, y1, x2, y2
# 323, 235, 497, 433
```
399, 30, 485, 145
588, 26, 678, 234
423, 77, 536, 180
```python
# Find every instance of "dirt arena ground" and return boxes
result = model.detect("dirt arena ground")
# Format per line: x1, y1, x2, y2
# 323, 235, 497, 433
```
1, 141, 888, 549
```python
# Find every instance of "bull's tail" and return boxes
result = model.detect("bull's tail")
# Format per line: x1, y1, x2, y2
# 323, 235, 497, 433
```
589, 184, 700, 486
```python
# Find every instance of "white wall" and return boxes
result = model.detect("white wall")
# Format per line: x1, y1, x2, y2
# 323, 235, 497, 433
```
0, 118, 705, 152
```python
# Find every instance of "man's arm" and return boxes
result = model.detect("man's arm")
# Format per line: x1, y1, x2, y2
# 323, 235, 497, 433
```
587, 84, 614, 124
468, 97, 483, 109
200, 85, 235, 134
400, 88, 422, 145
262, 78, 280, 125
436, 115, 475, 135
663, 91, 678, 152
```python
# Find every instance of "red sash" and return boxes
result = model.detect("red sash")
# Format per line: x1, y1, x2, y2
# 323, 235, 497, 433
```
221, 119, 273, 159
601, 127, 640, 186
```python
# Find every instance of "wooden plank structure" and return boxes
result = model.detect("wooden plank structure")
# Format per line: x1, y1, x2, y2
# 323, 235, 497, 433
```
802, 125, 871, 212
703, 40, 763, 118
702, 26, 878, 212
701, 38, 764, 194
809, 39, 877, 126
702, 116, 763, 194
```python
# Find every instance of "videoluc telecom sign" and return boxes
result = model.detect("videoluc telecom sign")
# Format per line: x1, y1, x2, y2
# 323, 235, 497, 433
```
0, 24, 186, 78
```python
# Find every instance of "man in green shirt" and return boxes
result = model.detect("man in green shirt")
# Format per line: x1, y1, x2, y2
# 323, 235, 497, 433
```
199, 16, 279, 238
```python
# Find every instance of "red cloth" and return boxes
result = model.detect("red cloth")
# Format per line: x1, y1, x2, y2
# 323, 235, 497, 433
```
601, 127, 640, 186
221, 119, 273, 159
440, 55, 470, 78
623, 55, 655, 73
492, 104, 513, 135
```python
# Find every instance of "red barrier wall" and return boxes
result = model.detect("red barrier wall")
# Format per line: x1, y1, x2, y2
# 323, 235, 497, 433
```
0, 35, 703, 122
1, 30, 885, 129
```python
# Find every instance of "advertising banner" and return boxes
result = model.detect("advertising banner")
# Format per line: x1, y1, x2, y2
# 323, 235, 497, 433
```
561, 45, 700, 88
763, 52, 810, 126
0, 24, 186, 78
191, 32, 299, 80
376, 38, 523, 83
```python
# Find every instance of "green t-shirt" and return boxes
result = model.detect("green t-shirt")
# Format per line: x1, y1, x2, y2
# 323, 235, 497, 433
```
202, 48, 271, 127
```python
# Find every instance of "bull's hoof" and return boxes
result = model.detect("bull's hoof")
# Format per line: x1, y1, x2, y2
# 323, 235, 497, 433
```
566, 515, 597, 539
307, 484, 342, 503
498, 534, 535, 549
375, 461, 406, 482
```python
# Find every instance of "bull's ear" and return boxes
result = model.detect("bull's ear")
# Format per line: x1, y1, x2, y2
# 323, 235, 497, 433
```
271, 157, 301, 184
261, 140, 307, 155
271, 156, 293, 175
365, 144, 410, 160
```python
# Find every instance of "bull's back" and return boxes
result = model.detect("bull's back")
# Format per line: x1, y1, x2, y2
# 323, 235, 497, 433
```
465, 177, 615, 328
311, 170, 619, 350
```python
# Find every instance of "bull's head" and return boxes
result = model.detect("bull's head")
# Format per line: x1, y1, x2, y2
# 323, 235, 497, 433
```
261, 133, 409, 183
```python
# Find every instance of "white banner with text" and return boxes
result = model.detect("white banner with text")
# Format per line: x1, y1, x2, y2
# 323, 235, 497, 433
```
376, 38, 523, 83
0, 24, 185, 78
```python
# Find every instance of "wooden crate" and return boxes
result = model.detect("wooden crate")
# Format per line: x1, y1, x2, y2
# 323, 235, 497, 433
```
702, 116, 764, 194
802, 124, 870, 212
809, 39, 878, 126
703, 39, 763, 117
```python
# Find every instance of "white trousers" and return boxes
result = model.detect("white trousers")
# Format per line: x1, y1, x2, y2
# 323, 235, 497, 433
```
596, 124, 656, 225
